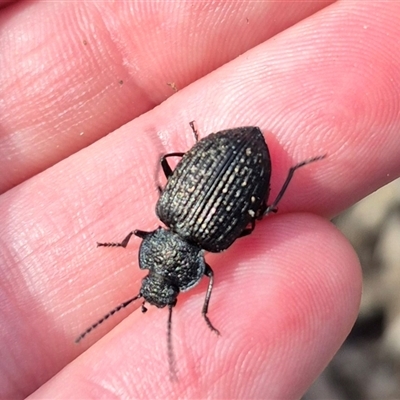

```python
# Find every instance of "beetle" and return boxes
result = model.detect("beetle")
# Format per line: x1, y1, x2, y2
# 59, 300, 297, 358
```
76, 122, 325, 375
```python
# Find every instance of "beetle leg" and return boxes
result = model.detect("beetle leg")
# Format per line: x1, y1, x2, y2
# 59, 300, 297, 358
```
97, 231, 136, 248
238, 219, 256, 238
202, 264, 220, 335
189, 120, 200, 142
159, 120, 199, 182
134, 230, 152, 239
160, 152, 185, 179
263, 155, 326, 216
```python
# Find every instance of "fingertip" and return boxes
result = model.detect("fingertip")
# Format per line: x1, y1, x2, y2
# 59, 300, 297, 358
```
29, 213, 362, 399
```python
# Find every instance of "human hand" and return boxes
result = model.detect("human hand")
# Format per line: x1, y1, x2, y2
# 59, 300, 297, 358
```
1, 1, 399, 399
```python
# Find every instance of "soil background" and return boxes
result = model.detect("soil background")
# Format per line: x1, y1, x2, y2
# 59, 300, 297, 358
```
304, 178, 400, 400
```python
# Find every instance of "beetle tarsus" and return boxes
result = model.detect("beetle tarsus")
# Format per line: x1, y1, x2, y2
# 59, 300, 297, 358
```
97, 231, 135, 248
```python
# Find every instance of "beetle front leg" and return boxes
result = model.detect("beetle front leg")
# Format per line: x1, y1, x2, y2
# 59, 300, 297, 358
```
97, 231, 135, 248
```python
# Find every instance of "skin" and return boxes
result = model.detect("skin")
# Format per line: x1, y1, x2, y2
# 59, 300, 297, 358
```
0, 1, 399, 398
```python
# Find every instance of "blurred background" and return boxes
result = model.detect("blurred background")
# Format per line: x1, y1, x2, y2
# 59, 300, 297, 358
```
304, 178, 400, 400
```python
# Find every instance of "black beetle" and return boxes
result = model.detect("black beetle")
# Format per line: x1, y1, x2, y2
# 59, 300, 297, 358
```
76, 122, 325, 374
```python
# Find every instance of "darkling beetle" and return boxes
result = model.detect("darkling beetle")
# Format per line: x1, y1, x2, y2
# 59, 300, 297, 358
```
76, 121, 326, 375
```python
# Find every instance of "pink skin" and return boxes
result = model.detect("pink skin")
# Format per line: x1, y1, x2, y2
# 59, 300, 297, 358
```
0, 1, 399, 398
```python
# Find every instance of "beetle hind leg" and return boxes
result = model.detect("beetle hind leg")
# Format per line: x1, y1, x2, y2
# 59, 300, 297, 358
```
263, 155, 326, 217
202, 264, 221, 335
238, 220, 256, 238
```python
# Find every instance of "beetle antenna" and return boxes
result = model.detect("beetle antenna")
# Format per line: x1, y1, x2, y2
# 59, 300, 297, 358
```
75, 294, 142, 343
167, 304, 178, 380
